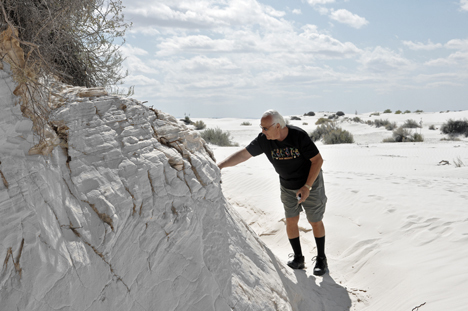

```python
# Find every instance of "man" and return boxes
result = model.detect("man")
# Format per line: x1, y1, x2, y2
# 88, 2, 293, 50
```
217, 110, 328, 276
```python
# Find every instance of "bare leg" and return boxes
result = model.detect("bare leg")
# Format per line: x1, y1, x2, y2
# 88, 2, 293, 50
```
286, 215, 300, 239
309, 220, 325, 238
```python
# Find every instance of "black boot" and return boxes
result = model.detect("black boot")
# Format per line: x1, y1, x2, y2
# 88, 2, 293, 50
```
287, 254, 305, 270
312, 256, 328, 276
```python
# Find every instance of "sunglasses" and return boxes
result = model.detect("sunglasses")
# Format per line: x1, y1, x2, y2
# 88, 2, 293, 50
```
260, 123, 277, 131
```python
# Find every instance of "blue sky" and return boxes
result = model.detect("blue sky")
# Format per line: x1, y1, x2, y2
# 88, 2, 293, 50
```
119, 0, 468, 118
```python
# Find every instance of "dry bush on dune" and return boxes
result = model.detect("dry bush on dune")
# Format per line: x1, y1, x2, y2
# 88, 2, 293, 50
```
310, 123, 354, 144
193, 120, 206, 130
200, 128, 238, 146
402, 119, 421, 128
383, 126, 424, 143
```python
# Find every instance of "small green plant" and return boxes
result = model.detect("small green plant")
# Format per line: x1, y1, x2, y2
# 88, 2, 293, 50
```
180, 115, 193, 125
385, 122, 397, 131
193, 120, 206, 130
200, 128, 238, 146
369, 112, 380, 117
352, 117, 362, 123
366, 120, 374, 126
315, 118, 332, 125
374, 119, 392, 129
402, 119, 421, 128
403, 110, 411, 114
383, 109, 392, 113
414, 110, 424, 113
395, 110, 402, 114
240, 121, 252, 126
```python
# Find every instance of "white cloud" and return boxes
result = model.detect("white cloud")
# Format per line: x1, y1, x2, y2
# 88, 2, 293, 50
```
425, 51, 468, 67
329, 9, 369, 29
360, 47, 412, 73
306, 0, 335, 5
316, 6, 329, 15
460, 0, 468, 11
292, 9, 302, 15
445, 38, 468, 50
402, 40, 443, 51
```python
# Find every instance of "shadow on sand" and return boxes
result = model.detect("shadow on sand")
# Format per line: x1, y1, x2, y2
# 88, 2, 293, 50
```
265, 248, 351, 311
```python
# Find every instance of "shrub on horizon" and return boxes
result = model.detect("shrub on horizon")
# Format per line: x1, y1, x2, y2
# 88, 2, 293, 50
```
291, 116, 302, 120
336, 111, 345, 117
415, 110, 424, 113
240, 121, 252, 126
403, 110, 411, 114
315, 118, 332, 125
383, 109, 392, 113
395, 110, 402, 114
304, 111, 315, 116
193, 120, 206, 130
200, 128, 238, 146
402, 119, 421, 128
369, 112, 380, 117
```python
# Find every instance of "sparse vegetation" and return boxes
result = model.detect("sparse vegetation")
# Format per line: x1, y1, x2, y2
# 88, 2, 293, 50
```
414, 110, 424, 113
304, 111, 315, 116
440, 119, 468, 137
200, 128, 238, 146
429, 125, 436, 130
303, 122, 308, 125
453, 156, 465, 168
240, 121, 252, 126
385, 122, 397, 131
310, 123, 354, 144
180, 116, 193, 125
383, 126, 424, 143
369, 112, 380, 117
352, 117, 363, 123
402, 119, 421, 129
193, 120, 206, 130
336, 111, 345, 117
291, 116, 302, 121
315, 118, 332, 125
395, 110, 402, 114
403, 110, 411, 114
383, 109, 392, 113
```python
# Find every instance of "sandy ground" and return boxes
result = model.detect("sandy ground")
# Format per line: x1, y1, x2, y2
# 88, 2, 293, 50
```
193, 110, 468, 311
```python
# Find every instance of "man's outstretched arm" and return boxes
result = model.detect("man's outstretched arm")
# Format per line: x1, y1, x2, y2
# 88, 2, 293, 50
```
217, 148, 252, 170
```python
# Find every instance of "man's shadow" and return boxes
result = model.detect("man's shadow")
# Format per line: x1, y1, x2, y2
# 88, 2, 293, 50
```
265, 248, 352, 311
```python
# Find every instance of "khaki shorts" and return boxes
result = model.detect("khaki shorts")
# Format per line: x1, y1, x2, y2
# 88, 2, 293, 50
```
280, 170, 327, 223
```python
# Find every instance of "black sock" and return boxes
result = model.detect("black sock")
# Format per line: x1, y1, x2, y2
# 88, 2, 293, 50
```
315, 236, 326, 258
289, 237, 303, 257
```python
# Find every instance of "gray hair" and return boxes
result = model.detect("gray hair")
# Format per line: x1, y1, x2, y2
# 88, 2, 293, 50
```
262, 110, 286, 128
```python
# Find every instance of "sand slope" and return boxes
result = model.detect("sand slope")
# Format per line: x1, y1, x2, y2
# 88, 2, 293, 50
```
200, 111, 468, 311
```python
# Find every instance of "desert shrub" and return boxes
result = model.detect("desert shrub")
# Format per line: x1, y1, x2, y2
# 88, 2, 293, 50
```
200, 128, 238, 146
328, 114, 337, 120
180, 116, 193, 125
414, 110, 424, 113
304, 111, 315, 116
315, 118, 332, 125
374, 119, 391, 128
440, 119, 468, 137
385, 122, 397, 131
336, 111, 345, 116
193, 120, 206, 130
402, 119, 421, 128
429, 125, 436, 130
403, 110, 411, 114
395, 110, 402, 114
303, 122, 308, 125
383, 126, 424, 143
310, 123, 354, 144
291, 116, 302, 120
323, 128, 354, 144
383, 109, 392, 113
369, 112, 380, 117
352, 117, 362, 123
0, 0, 131, 88
240, 121, 252, 126
366, 120, 374, 126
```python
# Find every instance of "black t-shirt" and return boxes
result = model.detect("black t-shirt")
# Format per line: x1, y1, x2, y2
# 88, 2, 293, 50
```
246, 125, 320, 190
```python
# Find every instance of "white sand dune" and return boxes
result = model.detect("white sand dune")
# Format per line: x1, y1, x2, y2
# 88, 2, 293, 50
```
196, 111, 468, 311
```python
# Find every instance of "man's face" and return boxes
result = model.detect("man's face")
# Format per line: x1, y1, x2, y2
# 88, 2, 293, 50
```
260, 117, 280, 140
